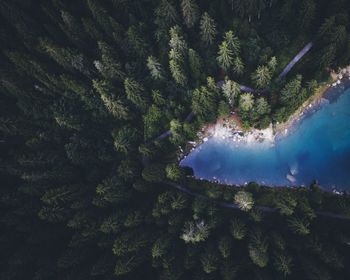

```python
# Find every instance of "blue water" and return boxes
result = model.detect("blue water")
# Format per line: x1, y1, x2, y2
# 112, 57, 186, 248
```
181, 86, 350, 190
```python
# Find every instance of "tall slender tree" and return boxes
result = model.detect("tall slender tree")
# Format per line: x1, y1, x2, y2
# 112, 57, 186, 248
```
181, 0, 199, 28
200, 12, 217, 45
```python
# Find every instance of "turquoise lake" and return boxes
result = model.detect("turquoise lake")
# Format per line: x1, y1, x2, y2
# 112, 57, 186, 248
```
181, 84, 350, 190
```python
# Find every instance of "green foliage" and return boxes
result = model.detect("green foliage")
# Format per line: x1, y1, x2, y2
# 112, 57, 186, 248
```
124, 78, 148, 111
2, 1, 350, 279
218, 100, 231, 117
222, 79, 241, 106
280, 75, 303, 106
218, 235, 232, 258
166, 163, 185, 181
181, 0, 199, 28
230, 218, 247, 240
255, 97, 271, 115
93, 79, 129, 119
147, 55, 164, 80
248, 230, 269, 268
273, 253, 293, 277
112, 127, 139, 154
274, 192, 297, 216
170, 59, 187, 86
217, 41, 234, 71
181, 220, 210, 243
251, 65, 272, 89
239, 93, 255, 112
288, 216, 310, 235
200, 12, 217, 45
200, 246, 219, 273
192, 78, 219, 123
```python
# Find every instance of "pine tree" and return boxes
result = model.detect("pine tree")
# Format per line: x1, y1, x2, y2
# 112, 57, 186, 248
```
233, 56, 244, 75
280, 75, 302, 105
218, 236, 232, 258
288, 216, 310, 235
124, 78, 148, 111
239, 93, 254, 112
222, 80, 241, 105
155, 0, 178, 27
248, 230, 269, 268
267, 56, 277, 73
200, 246, 219, 273
224, 30, 240, 54
234, 191, 254, 211
217, 41, 234, 71
147, 56, 164, 80
165, 163, 185, 181
169, 25, 187, 55
152, 236, 171, 258
38, 38, 90, 75
274, 192, 297, 216
94, 41, 125, 80
255, 97, 271, 115
181, 220, 210, 243
273, 253, 293, 276
200, 12, 217, 45
93, 79, 129, 119
181, 0, 199, 28
112, 127, 138, 154
169, 59, 187, 86
230, 218, 247, 240
251, 65, 272, 89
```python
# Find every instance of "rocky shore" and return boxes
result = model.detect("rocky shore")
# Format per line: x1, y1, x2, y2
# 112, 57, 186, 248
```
183, 66, 350, 157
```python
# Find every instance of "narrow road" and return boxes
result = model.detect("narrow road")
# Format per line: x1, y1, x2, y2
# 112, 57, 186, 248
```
165, 181, 350, 220
278, 42, 313, 79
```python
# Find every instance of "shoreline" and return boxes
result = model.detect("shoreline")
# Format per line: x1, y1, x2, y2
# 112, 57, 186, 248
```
274, 67, 350, 138
180, 66, 350, 162
191, 66, 350, 149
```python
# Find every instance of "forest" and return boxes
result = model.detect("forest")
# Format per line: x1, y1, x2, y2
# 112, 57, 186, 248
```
1, 0, 350, 279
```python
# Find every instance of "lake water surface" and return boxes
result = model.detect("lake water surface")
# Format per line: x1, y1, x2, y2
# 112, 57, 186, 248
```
181, 84, 350, 190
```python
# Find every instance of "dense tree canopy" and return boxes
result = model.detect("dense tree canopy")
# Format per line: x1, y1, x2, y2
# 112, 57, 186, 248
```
1, 0, 350, 280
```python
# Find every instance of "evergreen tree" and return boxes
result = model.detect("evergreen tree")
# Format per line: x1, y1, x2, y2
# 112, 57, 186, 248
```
288, 216, 310, 235
200, 12, 217, 45
255, 97, 271, 115
218, 236, 232, 258
169, 25, 187, 55
124, 78, 148, 111
248, 230, 269, 268
273, 253, 293, 276
217, 41, 234, 71
222, 79, 241, 106
233, 56, 244, 75
224, 30, 240, 55
251, 65, 272, 89
234, 191, 254, 211
169, 59, 187, 86
181, 0, 199, 28
280, 75, 302, 105
181, 220, 210, 243
200, 246, 219, 273
147, 55, 164, 80
239, 93, 254, 112
230, 218, 247, 240
93, 79, 129, 119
